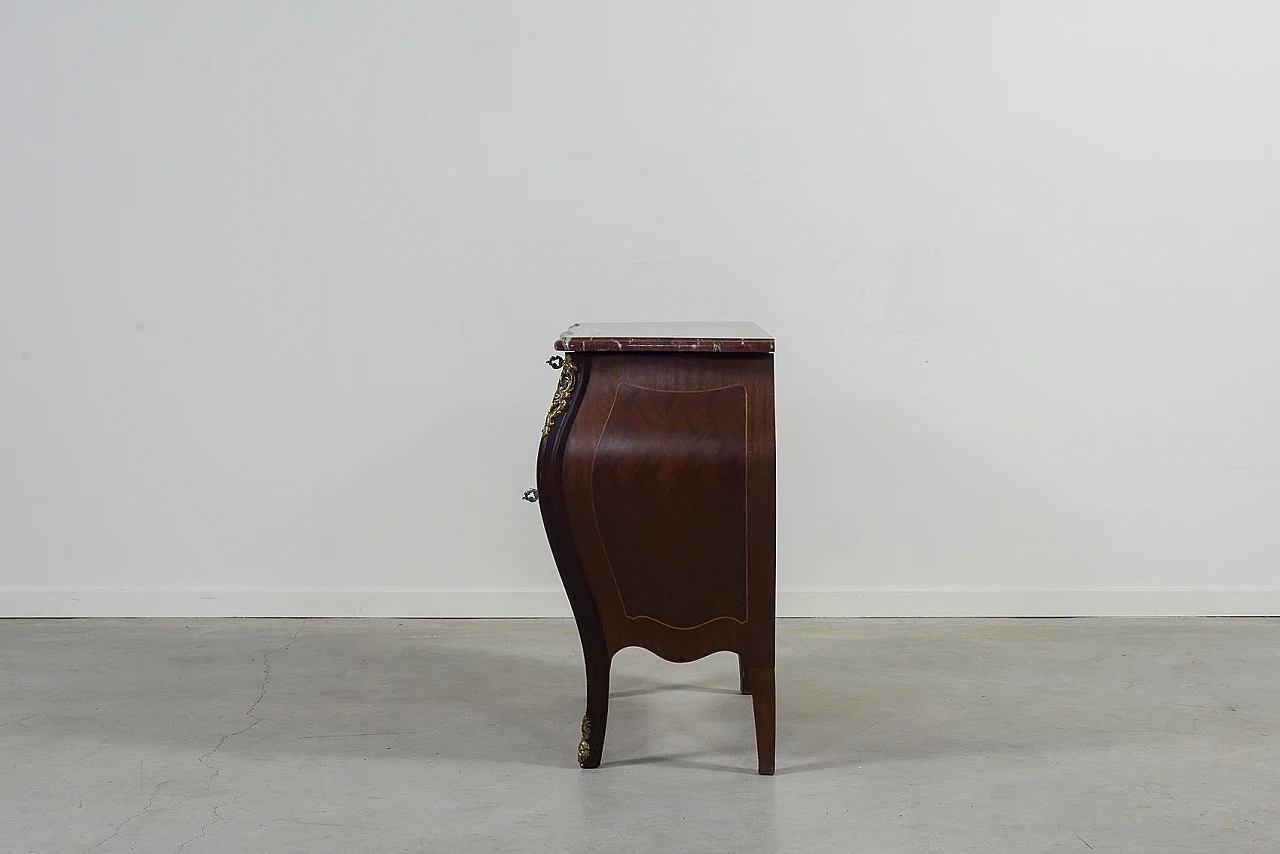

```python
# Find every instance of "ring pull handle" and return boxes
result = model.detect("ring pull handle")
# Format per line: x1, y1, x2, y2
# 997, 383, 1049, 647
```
546, 356, 564, 369
522, 488, 539, 503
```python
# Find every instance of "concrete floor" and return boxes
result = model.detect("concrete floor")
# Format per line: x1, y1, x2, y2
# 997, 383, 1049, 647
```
1, 619, 1277, 853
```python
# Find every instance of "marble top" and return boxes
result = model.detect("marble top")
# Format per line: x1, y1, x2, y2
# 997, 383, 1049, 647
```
554, 322, 774, 354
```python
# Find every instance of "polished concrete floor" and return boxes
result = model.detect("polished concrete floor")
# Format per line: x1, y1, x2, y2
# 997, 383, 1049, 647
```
1, 618, 1277, 852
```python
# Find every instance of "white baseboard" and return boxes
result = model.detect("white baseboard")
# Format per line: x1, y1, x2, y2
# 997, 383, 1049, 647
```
3, 588, 1280, 618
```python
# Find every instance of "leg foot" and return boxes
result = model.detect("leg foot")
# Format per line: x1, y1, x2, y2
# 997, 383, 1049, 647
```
749, 666, 775, 775
579, 650, 610, 768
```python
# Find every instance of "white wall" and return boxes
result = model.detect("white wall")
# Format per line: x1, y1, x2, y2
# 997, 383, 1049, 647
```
4, 1, 1280, 617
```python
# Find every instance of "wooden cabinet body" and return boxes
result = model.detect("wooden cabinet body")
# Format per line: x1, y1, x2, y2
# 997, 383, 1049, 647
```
535, 322, 776, 774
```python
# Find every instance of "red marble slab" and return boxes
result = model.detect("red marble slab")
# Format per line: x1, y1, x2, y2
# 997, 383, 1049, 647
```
554, 321, 774, 354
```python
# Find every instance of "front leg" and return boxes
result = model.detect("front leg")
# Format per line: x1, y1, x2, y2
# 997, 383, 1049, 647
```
579, 647, 611, 768
534, 353, 612, 768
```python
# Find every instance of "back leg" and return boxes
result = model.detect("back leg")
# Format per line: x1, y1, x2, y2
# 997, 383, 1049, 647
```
749, 666, 775, 775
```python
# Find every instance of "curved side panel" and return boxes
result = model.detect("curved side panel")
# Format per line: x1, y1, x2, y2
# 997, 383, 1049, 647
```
590, 384, 748, 629
558, 353, 769, 664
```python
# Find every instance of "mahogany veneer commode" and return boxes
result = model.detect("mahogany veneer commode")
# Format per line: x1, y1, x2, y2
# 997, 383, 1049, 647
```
530, 321, 776, 775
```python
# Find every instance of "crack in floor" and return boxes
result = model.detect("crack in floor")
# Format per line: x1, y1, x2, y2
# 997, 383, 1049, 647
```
173, 804, 223, 854
172, 621, 307, 853
82, 783, 164, 854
